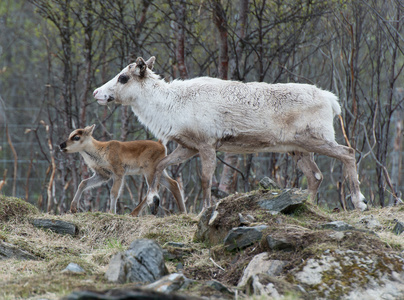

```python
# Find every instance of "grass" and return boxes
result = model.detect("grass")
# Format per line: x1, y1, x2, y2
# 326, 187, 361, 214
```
1, 195, 403, 299
0, 197, 199, 299
0, 195, 39, 222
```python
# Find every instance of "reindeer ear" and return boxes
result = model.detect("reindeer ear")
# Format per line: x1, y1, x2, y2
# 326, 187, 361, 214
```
145, 56, 156, 70
136, 57, 147, 77
84, 124, 95, 135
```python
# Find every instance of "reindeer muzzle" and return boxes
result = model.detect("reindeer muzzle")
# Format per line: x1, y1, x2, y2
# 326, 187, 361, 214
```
60, 142, 67, 152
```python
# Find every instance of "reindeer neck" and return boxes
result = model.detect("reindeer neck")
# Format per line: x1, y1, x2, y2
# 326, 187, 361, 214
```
130, 79, 177, 142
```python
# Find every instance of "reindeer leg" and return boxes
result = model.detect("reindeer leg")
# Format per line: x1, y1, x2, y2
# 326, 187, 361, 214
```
160, 170, 186, 214
147, 145, 197, 215
292, 152, 323, 204
198, 145, 217, 209
298, 141, 367, 211
71, 173, 108, 213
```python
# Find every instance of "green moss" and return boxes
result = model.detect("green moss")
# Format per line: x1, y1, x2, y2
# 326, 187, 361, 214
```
298, 250, 404, 299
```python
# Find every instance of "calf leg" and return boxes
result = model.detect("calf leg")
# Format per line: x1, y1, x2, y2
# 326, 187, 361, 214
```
160, 170, 187, 214
147, 145, 198, 215
292, 152, 323, 203
71, 173, 108, 213
109, 175, 125, 214
130, 196, 148, 217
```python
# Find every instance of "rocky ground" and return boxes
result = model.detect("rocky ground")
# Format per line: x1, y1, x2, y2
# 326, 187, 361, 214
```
1, 183, 404, 300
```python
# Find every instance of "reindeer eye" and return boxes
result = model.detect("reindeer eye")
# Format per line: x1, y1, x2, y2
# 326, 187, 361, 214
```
72, 135, 80, 141
118, 74, 129, 84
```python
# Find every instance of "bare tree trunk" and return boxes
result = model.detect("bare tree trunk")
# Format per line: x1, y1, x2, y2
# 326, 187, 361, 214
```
230, 0, 249, 81
5, 124, 17, 197
172, 0, 188, 79
212, 0, 228, 80
390, 87, 404, 205
79, 0, 94, 127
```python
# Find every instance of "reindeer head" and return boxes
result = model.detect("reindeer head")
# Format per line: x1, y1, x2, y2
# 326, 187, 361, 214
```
93, 56, 156, 106
60, 124, 95, 153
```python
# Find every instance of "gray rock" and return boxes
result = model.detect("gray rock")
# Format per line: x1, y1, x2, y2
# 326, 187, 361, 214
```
224, 225, 268, 251
245, 273, 302, 298
238, 213, 251, 226
145, 273, 190, 293
393, 221, 404, 235
0, 240, 37, 260
176, 262, 184, 273
193, 206, 216, 243
259, 177, 280, 190
194, 189, 309, 246
165, 242, 186, 248
238, 252, 288, 287
292, 249, 404, 299
319, 221, 355, 231
105, 239, 167, 284
266, 235, 294, 251
104, 252, 126, 283
62, 263, 85, 273
62, 288, 199, 300
249, 274, 281, 298
206, 280, 233, 295
328, 231, 345, 241
31, 218, 77, 236
208, 210, 219, 226
238, 213, 256, 226
257, 189, 308, 214
163, 249, 177, 260
357, 215, 382, 230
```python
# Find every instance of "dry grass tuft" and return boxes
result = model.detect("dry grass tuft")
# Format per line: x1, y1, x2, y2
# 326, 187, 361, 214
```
0, 196, 39, 222
0, 210, 199, 299
333, 205, 404, 250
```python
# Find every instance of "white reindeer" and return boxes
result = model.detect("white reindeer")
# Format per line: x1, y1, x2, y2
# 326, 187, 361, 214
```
93, 56, 368, 213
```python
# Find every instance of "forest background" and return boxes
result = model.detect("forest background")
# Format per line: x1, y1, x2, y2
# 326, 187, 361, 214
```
0, 0, 403, 214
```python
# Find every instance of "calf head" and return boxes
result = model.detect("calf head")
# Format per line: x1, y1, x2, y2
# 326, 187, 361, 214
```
60, 124, 95, 153
93, 56, 156, 106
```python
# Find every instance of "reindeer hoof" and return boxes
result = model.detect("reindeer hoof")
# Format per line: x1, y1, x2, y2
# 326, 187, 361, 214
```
150, 196, 160, 215
357, 200, 368, 211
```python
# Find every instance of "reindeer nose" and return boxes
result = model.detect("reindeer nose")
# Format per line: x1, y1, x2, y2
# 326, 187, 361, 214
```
60, 142, 66, 150
93, 89, 98, 97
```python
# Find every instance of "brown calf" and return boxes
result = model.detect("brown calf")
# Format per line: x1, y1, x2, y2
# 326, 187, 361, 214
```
59, 125, 186, 216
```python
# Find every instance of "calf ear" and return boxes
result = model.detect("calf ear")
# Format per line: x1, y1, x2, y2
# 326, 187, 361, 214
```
84, 124, 96, 135
136, 57, 147, 77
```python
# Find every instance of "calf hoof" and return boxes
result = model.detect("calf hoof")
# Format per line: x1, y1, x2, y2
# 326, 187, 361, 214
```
70, 203, 77, 214
150, 196, 160, 215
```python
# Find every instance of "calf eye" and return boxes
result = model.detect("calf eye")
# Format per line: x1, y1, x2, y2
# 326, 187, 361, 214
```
118, 74, 129, 84
72, 135, 80, 141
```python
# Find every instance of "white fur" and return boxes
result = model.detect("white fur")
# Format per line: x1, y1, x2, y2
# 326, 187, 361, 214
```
95, 70, 340, 154
93, 57, 367, 211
